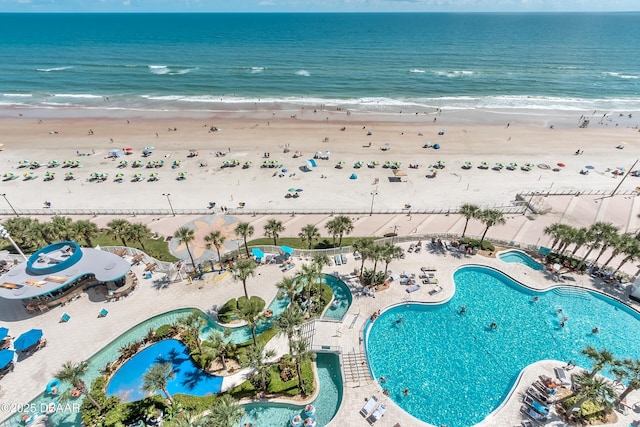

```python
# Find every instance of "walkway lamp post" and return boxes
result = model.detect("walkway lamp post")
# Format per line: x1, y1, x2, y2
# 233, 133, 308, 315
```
162, 193, 176, 217
369, 188, 378, 216
0, 194, 18, 217
0, 224, 28, 261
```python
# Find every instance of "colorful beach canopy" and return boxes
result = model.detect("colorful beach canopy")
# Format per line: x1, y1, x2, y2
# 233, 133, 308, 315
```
280, 246, 294, 255
0, 327, 8, 341
0, 349, 14, 370
252, 248, 265, 259
13, 329, 43, 351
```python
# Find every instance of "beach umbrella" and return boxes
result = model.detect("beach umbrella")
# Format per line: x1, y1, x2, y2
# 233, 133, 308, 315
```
0, 349, 14, 370
63, 160, 72, 167
71, 160, 80, 168
99, 173, 108, 180
0, 327, 8, 341
288, 188, 297, 192
115, 173, 124, 181
433, 143, 440, 149
282, 168, 288, 173
119, 160, 128, 168
464, 161, 472, 168
177, 171, 187, 179
44, 171, 55, 180
30, 161, 40, 168
18, 160, 29, 167
3, 172, 15, 181
23, 171, 35, 179
509, 162, 518, 169
14, 329, 43, 351
296, 188, 303, 192
132, 160, 142, 167
231, 159, 239, 166
350, 173, 358, 180
149, 173, 158, 181
47, 160, 59, 168
557, 162, 566, 168
133, 173, 142, 181
172, 160, 181, 168
495, 162, 504, 169
124, 147, 133, 153
144, 146, 155, 151
65, 171, 74, 177
585, 165, 595, 170
155, 160, 165, 168
244, 161, 252, 167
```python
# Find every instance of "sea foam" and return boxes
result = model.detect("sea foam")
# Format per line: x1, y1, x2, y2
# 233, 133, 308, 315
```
296, 70, 311, 77
36, 66, 72, 72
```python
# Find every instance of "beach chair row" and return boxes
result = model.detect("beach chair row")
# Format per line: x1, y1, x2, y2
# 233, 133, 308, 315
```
359, 395, 387, 425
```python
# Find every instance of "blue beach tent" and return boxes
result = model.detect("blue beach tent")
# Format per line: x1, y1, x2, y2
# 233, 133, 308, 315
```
252, 248, 265, 259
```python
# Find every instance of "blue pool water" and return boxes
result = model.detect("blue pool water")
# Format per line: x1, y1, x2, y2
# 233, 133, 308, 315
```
106, 339, 222, 402
322, 275, 353, 321
239, 353, 343, 427
366, 266, 640, 427
498, 249, 544, 271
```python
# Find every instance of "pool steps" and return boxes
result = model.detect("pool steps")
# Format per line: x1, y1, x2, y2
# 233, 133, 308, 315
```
551, 287, 590, 300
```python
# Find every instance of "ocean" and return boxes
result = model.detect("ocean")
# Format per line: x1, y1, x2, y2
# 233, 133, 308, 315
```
0, 12, 639, 113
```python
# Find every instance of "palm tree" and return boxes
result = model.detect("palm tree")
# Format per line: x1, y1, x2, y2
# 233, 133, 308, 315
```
556, 225, 579, 254
234, 222, 254, 257
614, 237, 640, 275
230, 258, 256, 299
568, 369, 616, 415
55, 361, 103, 410
325, 215, 353, 247
28, 220, 51, 248
601, 233, 631, 269
543, 223, 573, 251
478, 209, 506, 245
367, 244, 384, 287
263, 219, 285, 246
578, 222, 618, 269
71, 220, 99, 247
582, 345, 618, 378
127, 222, 152, 250
459, 203, 481, 239
206, 394, 245, 427
591, 223, 620, 265
171, 411, 205, 427
276, 276, 299, 301
242, 342, 276, 393
204, 230, 226, 266
50, 216, 74, 241
291, 337, 311, 395
299, 224, 320, 249
275, 305, 304, 353
235, 295, 265, 346
174, 226, 197, 270
311, 252, 330, 270
352, 237, 375, 280
178, 311, 206, 355
2, 217, 37, 249
380, 243, 403, 276
202, 329, 235, 372
612, 358, 640, 406
106, 218, 131, 246
141, 362, 175, 404
298, 262, 323, 300
569, 227, 589, 255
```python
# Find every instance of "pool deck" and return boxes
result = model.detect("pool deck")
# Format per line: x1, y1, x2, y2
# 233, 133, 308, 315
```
2, 212, 640, 425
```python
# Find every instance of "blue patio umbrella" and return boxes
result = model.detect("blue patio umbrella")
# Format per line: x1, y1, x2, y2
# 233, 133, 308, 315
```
251, 248, 265, 259
349, 173, 358, 180
14, 329, 43, 351
0, 327, 8, 341
281, 246, 294, 255
585, 165, 595, 170
433, 143, 441, 149
0, 349, 14, 370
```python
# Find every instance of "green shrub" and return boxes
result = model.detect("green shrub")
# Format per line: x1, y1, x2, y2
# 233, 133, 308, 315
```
462, 238, 494, 251
217, 298, 238, 324
173, 393, 218, 413
155, 324, 173, 339
227, 380, 257, 400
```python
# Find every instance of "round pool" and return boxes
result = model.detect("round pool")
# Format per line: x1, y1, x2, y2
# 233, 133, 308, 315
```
365, 266, 640, 427
498, 249, 544, 271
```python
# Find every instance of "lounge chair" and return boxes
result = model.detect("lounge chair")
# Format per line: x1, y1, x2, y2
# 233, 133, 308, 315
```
366, 404, 386, 424
429, 285, 443, 295
341, 253, 347, 264
60, 313, 70, 322
520, 405, 548, 426
523, 394, 549, 415
527, 387, 554, 404
99, 308, 108, 318
406, 284, 420, 293
360, 396, 378, 418
521, 421, 534, 427
554, 367, 571, 387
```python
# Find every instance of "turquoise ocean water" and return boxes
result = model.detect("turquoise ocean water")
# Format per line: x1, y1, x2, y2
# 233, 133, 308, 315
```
0, 12, 639, 112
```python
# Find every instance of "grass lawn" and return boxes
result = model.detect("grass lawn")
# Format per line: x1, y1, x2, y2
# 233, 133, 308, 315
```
247, 236, 360, 250
93, 232, 179, 262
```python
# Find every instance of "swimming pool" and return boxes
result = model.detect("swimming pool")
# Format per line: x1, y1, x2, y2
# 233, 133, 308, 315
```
322, 275, 353, 321
239, 352, 343, 427
106, 339, 223, 402
498, 249, 544, 271
365, 265, 640, 427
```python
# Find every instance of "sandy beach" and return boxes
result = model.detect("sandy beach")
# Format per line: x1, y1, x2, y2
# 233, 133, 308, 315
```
0, 105, 638, 214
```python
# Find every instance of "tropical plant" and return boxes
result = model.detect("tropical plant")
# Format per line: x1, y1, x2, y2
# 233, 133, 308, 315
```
367, 244, 384, 287
459, 203, 481, 239
325, 215, 353, 247
569, 227, 590, 255
50, 216, 74, 241
543, 223, 573, 251
380, 242, 403, 276
205, 394, 245, 427
71, 220, 99, 247
234, 295, 265, 346
612, 358, 640, 405
127, 222, 153, 250
275, 305, 304, 354
106, 219, 131, 246
178, 311, 206, 355
202, 329, 236, 372
614, 237, 640, 275
478, 209, 506, 245
263, 219, 285, 246
298, 262, 323, 300
170, 410, 205, 427
290, 337, 311, 395
567, 369, 616, 416
141, 362, 176, 404
204, 230, 226, 265
234, 222, 254, 257
352, 237, 375, 280
582, 345, 619, 378
230, 258, 256, 299
578, 222, 618, 269
276, 276, 299, 301
311, 252, 330, 270
592, 223, 620, 265
174, 226, 197, 270
55, 361, 103, 410
242, 342, 276, 394
298, 224, 320, 249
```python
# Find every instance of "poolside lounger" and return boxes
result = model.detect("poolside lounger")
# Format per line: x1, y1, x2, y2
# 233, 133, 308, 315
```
335, 255, 342, 266
406, 284, 420, 293
527, 387, 554, 404
519, 405, 547, 426
99, 308, 109, 318
60, 313, 70, 322
366, 404, 386, 424
554, 367, 571, 387
341, 253, 347, 264
521, 421, 534, 427
532, 380, 556, 397
360, 396, 378, 418
523, 394, 549, 415
428, 285, 443, 295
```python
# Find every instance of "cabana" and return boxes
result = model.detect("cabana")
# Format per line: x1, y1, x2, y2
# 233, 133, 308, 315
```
251, 248, 265, 262
280, 246, 294, 259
